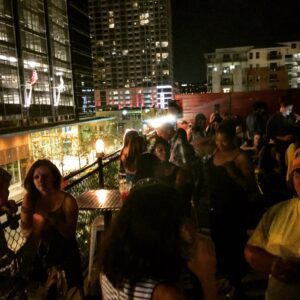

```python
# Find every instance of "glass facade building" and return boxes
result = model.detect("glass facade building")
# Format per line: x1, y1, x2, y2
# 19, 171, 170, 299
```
68, 0, 95, 117
0, 0, 74, 131
89, 0, 174, 109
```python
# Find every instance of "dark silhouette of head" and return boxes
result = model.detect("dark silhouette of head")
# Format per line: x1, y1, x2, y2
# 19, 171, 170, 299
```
134, 152, 161, 182
101, 182, 186, 288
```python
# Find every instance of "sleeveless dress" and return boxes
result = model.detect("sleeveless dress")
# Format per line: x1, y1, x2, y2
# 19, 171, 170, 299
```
205, 155, 248, 285
31, 195, 83, 289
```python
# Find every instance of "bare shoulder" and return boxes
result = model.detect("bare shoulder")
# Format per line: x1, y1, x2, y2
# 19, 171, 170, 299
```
153, 284, 185, 300
62, 192, 78, 209
22, 194, 33, 207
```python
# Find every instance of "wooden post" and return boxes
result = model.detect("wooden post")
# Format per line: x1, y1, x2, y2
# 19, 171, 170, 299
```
97, 156, 104, 188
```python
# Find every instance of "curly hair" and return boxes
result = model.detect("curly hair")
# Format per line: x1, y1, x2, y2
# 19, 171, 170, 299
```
24, 159, 62, 203
101, 182, 186, 288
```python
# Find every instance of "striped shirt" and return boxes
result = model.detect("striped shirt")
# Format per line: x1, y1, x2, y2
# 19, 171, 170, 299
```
100, 269, 203, 300
101, 274, 158, 300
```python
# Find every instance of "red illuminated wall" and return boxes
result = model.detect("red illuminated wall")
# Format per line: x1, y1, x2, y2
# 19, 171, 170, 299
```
175, 89, 300, 123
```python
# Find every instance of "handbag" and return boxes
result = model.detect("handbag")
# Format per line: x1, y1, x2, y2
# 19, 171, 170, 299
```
44, 266, 68, 300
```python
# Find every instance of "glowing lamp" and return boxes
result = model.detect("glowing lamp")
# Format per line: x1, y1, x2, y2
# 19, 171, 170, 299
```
95, 139, 105, 158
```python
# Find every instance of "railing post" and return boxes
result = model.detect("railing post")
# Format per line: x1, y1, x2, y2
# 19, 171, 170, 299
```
97, 156, 104, 188
95, 139, 105, 189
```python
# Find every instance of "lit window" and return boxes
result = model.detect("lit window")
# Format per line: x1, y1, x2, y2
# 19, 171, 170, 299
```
162, 69, 169, 75
140, 13, 149, 25
162, 53, 168, 59
223, 88, 231, 93
161, 41, 168, 47
109, 23, 115, 28
123, 49, 128, 55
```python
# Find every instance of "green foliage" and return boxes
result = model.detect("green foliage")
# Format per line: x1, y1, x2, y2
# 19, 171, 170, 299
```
103, 161, 119, 189
76, 210, 103, 267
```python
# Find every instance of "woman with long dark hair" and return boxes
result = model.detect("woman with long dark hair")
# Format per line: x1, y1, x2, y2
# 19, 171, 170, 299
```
20, 159, 83, 299
100, 182, 217, 300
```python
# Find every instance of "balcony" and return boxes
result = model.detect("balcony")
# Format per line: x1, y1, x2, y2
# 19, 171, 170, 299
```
220, 78, 233, 85
267, 53, 282, 60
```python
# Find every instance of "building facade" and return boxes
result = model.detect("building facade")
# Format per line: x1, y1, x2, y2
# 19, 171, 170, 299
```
68, 0, 95, 117
177, 82, 207, 94
0, 0, 75, 131
205, 42, 300, 93
0, 0, 96, 197
89, 0, 174, 109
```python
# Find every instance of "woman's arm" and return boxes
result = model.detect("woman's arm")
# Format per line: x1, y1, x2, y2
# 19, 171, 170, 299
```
20, 195, 34, 238
186, 234, 218, 300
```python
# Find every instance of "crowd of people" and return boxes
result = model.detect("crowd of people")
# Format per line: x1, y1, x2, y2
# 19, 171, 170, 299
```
113, 95, 300, 299
0, 95, 300, 299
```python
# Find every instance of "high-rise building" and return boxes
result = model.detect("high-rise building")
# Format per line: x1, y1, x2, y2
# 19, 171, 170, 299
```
0, 0, 74, 130
205, 42, 300, 93
88, 0, 174, 109
0, 0, 96, 194
68, 0, 95, 117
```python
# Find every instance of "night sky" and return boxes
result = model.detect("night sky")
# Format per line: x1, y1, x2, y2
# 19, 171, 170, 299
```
171, 0, 300, 83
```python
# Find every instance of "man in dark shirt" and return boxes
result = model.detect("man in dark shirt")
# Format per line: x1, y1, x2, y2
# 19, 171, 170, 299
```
265, 96, 298, 196
266, 96, 296, 142
246, 102, 265, 140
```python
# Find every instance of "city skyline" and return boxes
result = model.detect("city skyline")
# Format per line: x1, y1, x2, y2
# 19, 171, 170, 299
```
172, 0, 300, 83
